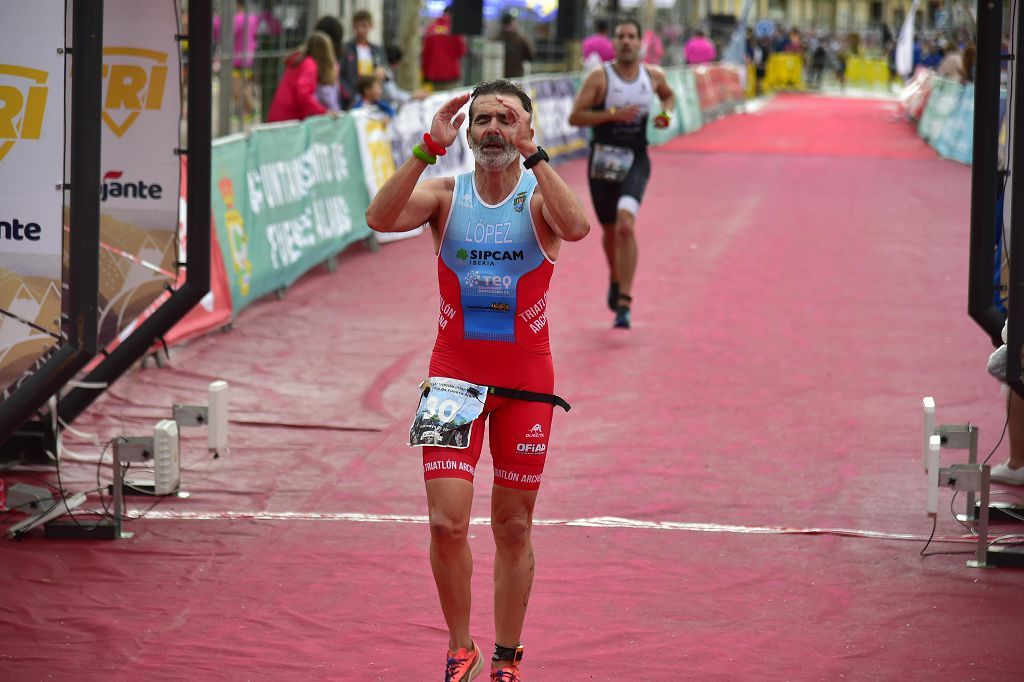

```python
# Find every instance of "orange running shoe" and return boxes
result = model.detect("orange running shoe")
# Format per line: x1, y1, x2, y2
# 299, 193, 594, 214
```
445, 642, 483, 682
490, 664, 521, 682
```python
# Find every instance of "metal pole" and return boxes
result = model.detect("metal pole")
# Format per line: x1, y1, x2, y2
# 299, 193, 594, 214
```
967, 0, 1006, 345
975, 465, 991, 566
112, 440, 125, 538
1007, 2, 1024, 397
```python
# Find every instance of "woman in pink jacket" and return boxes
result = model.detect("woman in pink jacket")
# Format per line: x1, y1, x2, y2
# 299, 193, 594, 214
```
266, 32, 334, 122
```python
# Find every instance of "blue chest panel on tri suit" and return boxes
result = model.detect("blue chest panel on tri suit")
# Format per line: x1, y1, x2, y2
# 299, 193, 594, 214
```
439, 171, 545, 343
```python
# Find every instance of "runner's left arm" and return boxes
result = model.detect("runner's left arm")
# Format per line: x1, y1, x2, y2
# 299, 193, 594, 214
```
533, 158, 590, 242
649, 66, 676, 117
365, 93, 469, 232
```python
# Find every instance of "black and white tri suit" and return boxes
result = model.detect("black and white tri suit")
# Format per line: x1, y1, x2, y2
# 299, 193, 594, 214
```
587, 63, 654, 225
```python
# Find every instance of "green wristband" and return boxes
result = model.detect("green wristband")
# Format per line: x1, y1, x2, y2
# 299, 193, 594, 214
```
412, 143, 437, 165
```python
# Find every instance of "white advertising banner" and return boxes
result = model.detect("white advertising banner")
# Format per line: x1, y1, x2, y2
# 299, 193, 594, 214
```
351, 108, 423, 243
99, 0, 180, 228
0, 0, 65, 260
0, 0, 66, 394
89, 0, 183, 346
351, 108, 397, 198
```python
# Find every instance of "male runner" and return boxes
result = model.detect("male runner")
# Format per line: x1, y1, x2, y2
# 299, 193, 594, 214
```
365, 80, 589, 681
568, 18, 675, 329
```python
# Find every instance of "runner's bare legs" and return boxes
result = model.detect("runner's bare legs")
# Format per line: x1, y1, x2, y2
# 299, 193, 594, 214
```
602, 222, 618, 284
491, 486, 538, 668
614, 208, 638, 301
426, 478, 475, 651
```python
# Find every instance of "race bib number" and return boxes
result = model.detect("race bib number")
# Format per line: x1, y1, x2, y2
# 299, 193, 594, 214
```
409, 377, 488, 449
590, 143, 635, 183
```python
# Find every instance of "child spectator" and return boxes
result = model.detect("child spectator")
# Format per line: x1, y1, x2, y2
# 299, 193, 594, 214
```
380, 45, 428, 109
308, 32, 341, 112
352, 74, 396, 117
313, 15, 353, 111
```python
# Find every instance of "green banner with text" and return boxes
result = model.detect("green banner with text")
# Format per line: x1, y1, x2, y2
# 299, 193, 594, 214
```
211, 115, 371, 315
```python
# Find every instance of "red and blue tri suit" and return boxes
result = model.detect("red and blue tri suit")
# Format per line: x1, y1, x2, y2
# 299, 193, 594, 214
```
424, 169, 556, 491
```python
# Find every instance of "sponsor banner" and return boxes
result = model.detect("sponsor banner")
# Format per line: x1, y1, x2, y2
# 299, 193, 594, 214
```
0, 0, 64, 258
83, 0, 182, 347
913, 74, 991, 165
932, 82, 973, 164
0, 256, 62, 395
899, 67, 934, 121
676, 69, 704, 134
351, 107, 423, 243
212, 115, 372, 315
528, 76, 589, 160
714, 64, 746, 107
210, 134, 252, 313
0, 1, 64, 258
351, 108, 397, 198
846, 56, 891, 89
918, 76, 961, 147
0, 0, 65, 394
763, 52, 805, 92
691, 65, 720, 116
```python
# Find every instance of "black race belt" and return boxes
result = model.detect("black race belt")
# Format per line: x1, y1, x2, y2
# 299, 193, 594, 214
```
485, 386, 571, 412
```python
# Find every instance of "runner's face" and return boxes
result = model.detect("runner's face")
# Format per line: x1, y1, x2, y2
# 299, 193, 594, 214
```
614, 24, 640, 63
467, 95, 519, 170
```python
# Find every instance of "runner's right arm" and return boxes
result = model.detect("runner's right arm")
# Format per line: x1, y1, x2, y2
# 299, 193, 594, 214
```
366, 92, 469, 232
365, 159, 445, 233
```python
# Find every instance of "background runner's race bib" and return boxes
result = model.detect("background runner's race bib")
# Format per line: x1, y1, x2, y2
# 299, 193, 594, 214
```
409, 377, 487, 449
590, 143, 635, 183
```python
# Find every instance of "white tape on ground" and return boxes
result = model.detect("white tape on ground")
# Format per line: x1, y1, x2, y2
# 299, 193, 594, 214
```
121, 510, 966, 543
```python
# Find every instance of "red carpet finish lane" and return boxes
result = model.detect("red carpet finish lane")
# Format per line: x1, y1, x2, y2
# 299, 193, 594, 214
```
3, 94, 1022, 680
662, 93, 940, 159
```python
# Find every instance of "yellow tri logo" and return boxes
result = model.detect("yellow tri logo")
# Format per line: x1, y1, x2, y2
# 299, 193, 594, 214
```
0, 64, 48, 163
102, 47, 168, 138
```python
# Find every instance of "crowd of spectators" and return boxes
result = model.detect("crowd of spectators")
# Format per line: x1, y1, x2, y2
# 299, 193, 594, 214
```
217, 3, 981, 127
262, 8, 431, 124
740, 24, 979, 91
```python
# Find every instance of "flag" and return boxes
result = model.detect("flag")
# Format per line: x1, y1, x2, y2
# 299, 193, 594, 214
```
896, 0, 921, 77
722, 0, 756, 65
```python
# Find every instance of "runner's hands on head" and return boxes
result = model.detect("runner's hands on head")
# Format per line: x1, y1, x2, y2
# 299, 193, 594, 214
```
495, 95, 536, 155
430, 93, 470, 148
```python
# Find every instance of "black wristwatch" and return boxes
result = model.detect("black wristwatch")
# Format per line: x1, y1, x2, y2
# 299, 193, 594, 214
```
523, 146, 549, 169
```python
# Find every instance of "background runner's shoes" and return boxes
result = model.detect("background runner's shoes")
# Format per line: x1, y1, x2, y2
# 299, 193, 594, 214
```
614, 305, 631, 329
607, 281, 620, 312
445, 642, 483, 681
490, 665, 521, 681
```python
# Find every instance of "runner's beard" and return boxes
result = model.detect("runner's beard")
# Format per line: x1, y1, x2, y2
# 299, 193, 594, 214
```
470, 134, 519, 170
